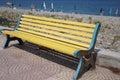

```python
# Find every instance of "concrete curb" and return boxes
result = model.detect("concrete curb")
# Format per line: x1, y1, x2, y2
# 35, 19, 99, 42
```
96, 49, 120, 69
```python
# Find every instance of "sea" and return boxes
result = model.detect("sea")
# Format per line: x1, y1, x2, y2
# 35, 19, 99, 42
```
0, 0, 120, 16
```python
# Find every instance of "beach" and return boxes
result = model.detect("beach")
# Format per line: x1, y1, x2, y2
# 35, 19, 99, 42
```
0, 6, 120, 53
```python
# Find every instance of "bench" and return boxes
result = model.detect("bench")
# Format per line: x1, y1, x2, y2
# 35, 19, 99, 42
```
0, 14, 100, 80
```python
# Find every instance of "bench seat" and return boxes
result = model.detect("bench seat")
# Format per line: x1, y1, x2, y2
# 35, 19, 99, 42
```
2, 30, 87, 56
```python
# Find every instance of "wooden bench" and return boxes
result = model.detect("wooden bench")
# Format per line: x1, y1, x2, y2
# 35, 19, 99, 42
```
0, 14, 100, 80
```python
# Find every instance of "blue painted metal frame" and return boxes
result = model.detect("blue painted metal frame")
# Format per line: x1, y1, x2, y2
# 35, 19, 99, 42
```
73, 50, 80, 57
0, 28, 2, 34
1, 13, 22, 48
73, 23, 100, 80
0, 28, 14, 32
73, 57, 83, 80
88, 23, 100, 50
15, 13, 23, 30
73, 23, 100, 57
2, 35, 8, 48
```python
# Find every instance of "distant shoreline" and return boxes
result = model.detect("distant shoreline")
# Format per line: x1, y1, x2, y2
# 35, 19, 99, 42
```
1, 0, 120, 17
0, 6, 119, 18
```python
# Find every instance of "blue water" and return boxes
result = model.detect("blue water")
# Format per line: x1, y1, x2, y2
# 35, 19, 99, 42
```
0, 0, 120, 16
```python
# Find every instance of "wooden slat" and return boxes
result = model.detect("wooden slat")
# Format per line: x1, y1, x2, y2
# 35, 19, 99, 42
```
18, 28, 90, 48
22, 14, 95, 28
2, 30, 85, 56
20, 18, 94, 33
19, 24, 91, 43
20, 21, 93, 38
2, 30, 87, 50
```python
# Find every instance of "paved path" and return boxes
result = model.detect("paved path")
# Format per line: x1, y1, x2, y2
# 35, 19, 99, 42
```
0, 34, 120, 80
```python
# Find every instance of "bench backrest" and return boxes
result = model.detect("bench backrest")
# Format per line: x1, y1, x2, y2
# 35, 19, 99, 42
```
15, 14, 100, 51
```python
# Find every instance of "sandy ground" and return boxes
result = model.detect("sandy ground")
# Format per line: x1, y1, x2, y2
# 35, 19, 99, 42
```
0, 34, 120, 80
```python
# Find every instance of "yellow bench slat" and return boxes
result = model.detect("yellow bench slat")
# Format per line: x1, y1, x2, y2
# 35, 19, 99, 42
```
21, 18, 94, 33
19, 24, 91, 43
22, 14, 95, 28
20, 21, 93, 38
17, 28, 90, 48
2, 30, 87, 56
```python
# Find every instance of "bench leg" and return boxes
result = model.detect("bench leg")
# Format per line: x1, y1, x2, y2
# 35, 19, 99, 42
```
73, 53, 95, 80
2, 35, 24, 48
2, 35, 10, 48
90, 53, 96, 70
83, 53, 96, 71
73, 57, 84, 80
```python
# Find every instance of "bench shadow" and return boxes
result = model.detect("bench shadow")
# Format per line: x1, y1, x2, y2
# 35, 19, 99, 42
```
94, 48, 101, 64
14, 42, 78, 69
13, 42, 100, 77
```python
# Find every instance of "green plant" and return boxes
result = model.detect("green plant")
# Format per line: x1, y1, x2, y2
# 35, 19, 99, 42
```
77, 18, 83, 22
89, 16, 92, 20
0, 17, 10, 27
63, 15, 69, 20
88, 16, 92, 23
114, 35, 120, 39
28, 12, 33, 15
3, 21, 10, 27
0, 12, 1, 16
100, 29, 105, 32
111, 35, 120, 45
45, 14, 51, 18
50, 14, 55, 18
105, 24, 111, 29
94, 21, 101, 25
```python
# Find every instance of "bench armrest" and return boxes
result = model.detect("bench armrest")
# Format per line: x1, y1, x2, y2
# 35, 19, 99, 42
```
0, 27, 15, 34
74, 49, 93, 58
